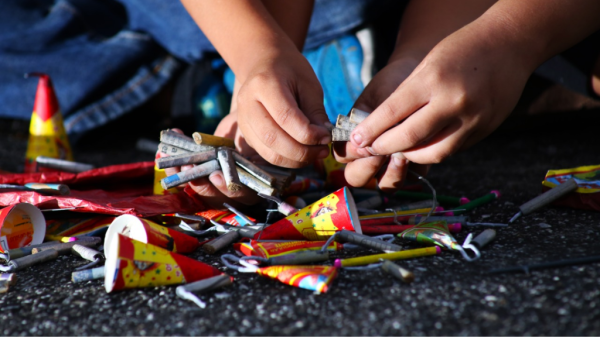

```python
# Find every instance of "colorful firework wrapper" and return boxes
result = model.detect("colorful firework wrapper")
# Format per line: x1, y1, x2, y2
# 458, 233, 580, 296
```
46, 216, 116, 238
398, 221, 461, 251
543, 164, 600, 211
105, 215, 199, 254
254, 187, 361, 240
256, 265, 338, 293
0, 203, 46, 253
104, 234, 222, 292
234, 240, 343, 258
196, 209, 256, 227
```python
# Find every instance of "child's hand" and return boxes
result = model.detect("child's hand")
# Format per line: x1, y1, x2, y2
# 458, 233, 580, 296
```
161, 125, 260, 209
235, 49, 332, 168
334, 57, 430, 191
343, 27, 530, 178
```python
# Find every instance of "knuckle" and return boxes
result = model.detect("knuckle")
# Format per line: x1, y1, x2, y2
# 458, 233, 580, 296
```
398, 127, 423, 148
262, 130, 278, 148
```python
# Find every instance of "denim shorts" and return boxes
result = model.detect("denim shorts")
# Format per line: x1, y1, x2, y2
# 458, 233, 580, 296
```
0, 0, 389, 139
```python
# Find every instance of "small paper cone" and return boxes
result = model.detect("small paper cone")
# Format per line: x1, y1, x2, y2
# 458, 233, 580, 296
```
105, 215, 199, 254
255, 187, 361, 240
24, 74, 73, 173
104, 234, 222, 293
0, 203, 46, 253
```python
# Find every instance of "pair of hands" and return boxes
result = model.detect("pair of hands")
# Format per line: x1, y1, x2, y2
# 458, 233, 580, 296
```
164, 28, 530, 207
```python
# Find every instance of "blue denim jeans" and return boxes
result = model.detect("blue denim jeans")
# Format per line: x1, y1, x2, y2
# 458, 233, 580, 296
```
0, 0, 388, 139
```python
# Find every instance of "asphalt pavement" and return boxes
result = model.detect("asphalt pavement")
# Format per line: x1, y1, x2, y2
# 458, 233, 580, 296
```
0, 106, 600, 335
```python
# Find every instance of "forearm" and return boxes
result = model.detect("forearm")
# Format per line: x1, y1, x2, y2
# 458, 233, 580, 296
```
180, 0, 298, 82
462, 0, 600, 73
391, 0, 497, 64
262, 0, 314, 51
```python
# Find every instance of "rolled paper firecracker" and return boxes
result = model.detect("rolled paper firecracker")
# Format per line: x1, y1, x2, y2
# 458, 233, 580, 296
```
454, 190, 501, 215
0, 183, 71, 196
394, 191, 470, 208
35, 156, 94, 173
0, 203, 46, 254
348, 108, 370, 124
335, 115, 358, 131
0, 273, 16, 286
161, 159, 220, 190
254, 187, 362, 241
104, 234, 222, 293
393, 200, 438, 212
234, 240, 343, 258
156, 150, 217, 169
232, 152, 276, 186
407, 216, 470, 225
44, 234, 79, 242
160, 130, 214, 153
105, 214, 199, 254
334, 246, 441, 268
236, 167, 277, 196
511, 178, 578, 223
173, 213, 207, 226
192, 132, 235, 149
263, 250, 329, 265
9, 248, 58, 271
335, 230, 403, 252
72, 266, 105, 283
71, 244, 103, 262
359, 208, 439, 226
32, 237, 101, 255
176, 274, 233, 308
0, 281, 8, 294
5, 241, 63, 260
471, 229, 496, 249
361, 223, 462, 235
381, 260, 415, 283
257, 193, 298, 216
235, 227, 260, 239
355, 195, 385, 210
257, 165, 296, 183
217, 147, 243, 192
332, 128, 351, 141
202, 231, 240, 254
24, 73, 73, 173
157, 142, 191, 156
135, 138, 160, 153
256, 265, 338, 293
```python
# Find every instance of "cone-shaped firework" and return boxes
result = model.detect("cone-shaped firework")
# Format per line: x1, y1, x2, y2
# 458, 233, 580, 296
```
24, 73, 73, 173
104, 234, 222, 293
254, 187, 361, 240
105, 215, 199, 254
257, 265, 338, 293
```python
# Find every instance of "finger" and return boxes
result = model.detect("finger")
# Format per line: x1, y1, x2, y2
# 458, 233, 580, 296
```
343, 155, 387, 187
350, 77, 429, 148
401, 120, 471, 164
332, 141, 373, 163
296, 81, 333, 133
257, 80, 331, 145
187, 174, 258, 209
367, 102, 455, 156
377, 153, 409, 192
239, 100, 329, 168
207, 171, 261, 205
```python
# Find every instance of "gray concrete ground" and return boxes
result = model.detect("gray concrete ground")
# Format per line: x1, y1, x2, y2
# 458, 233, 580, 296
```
0, 87, 600, 335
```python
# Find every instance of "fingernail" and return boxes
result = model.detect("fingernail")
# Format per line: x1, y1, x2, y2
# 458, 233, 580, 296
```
352, 133, 364, 147
392, 152, 407, 167
209, 172, 224, 187
318, 148, 330, 159
366, 147, 379, 156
